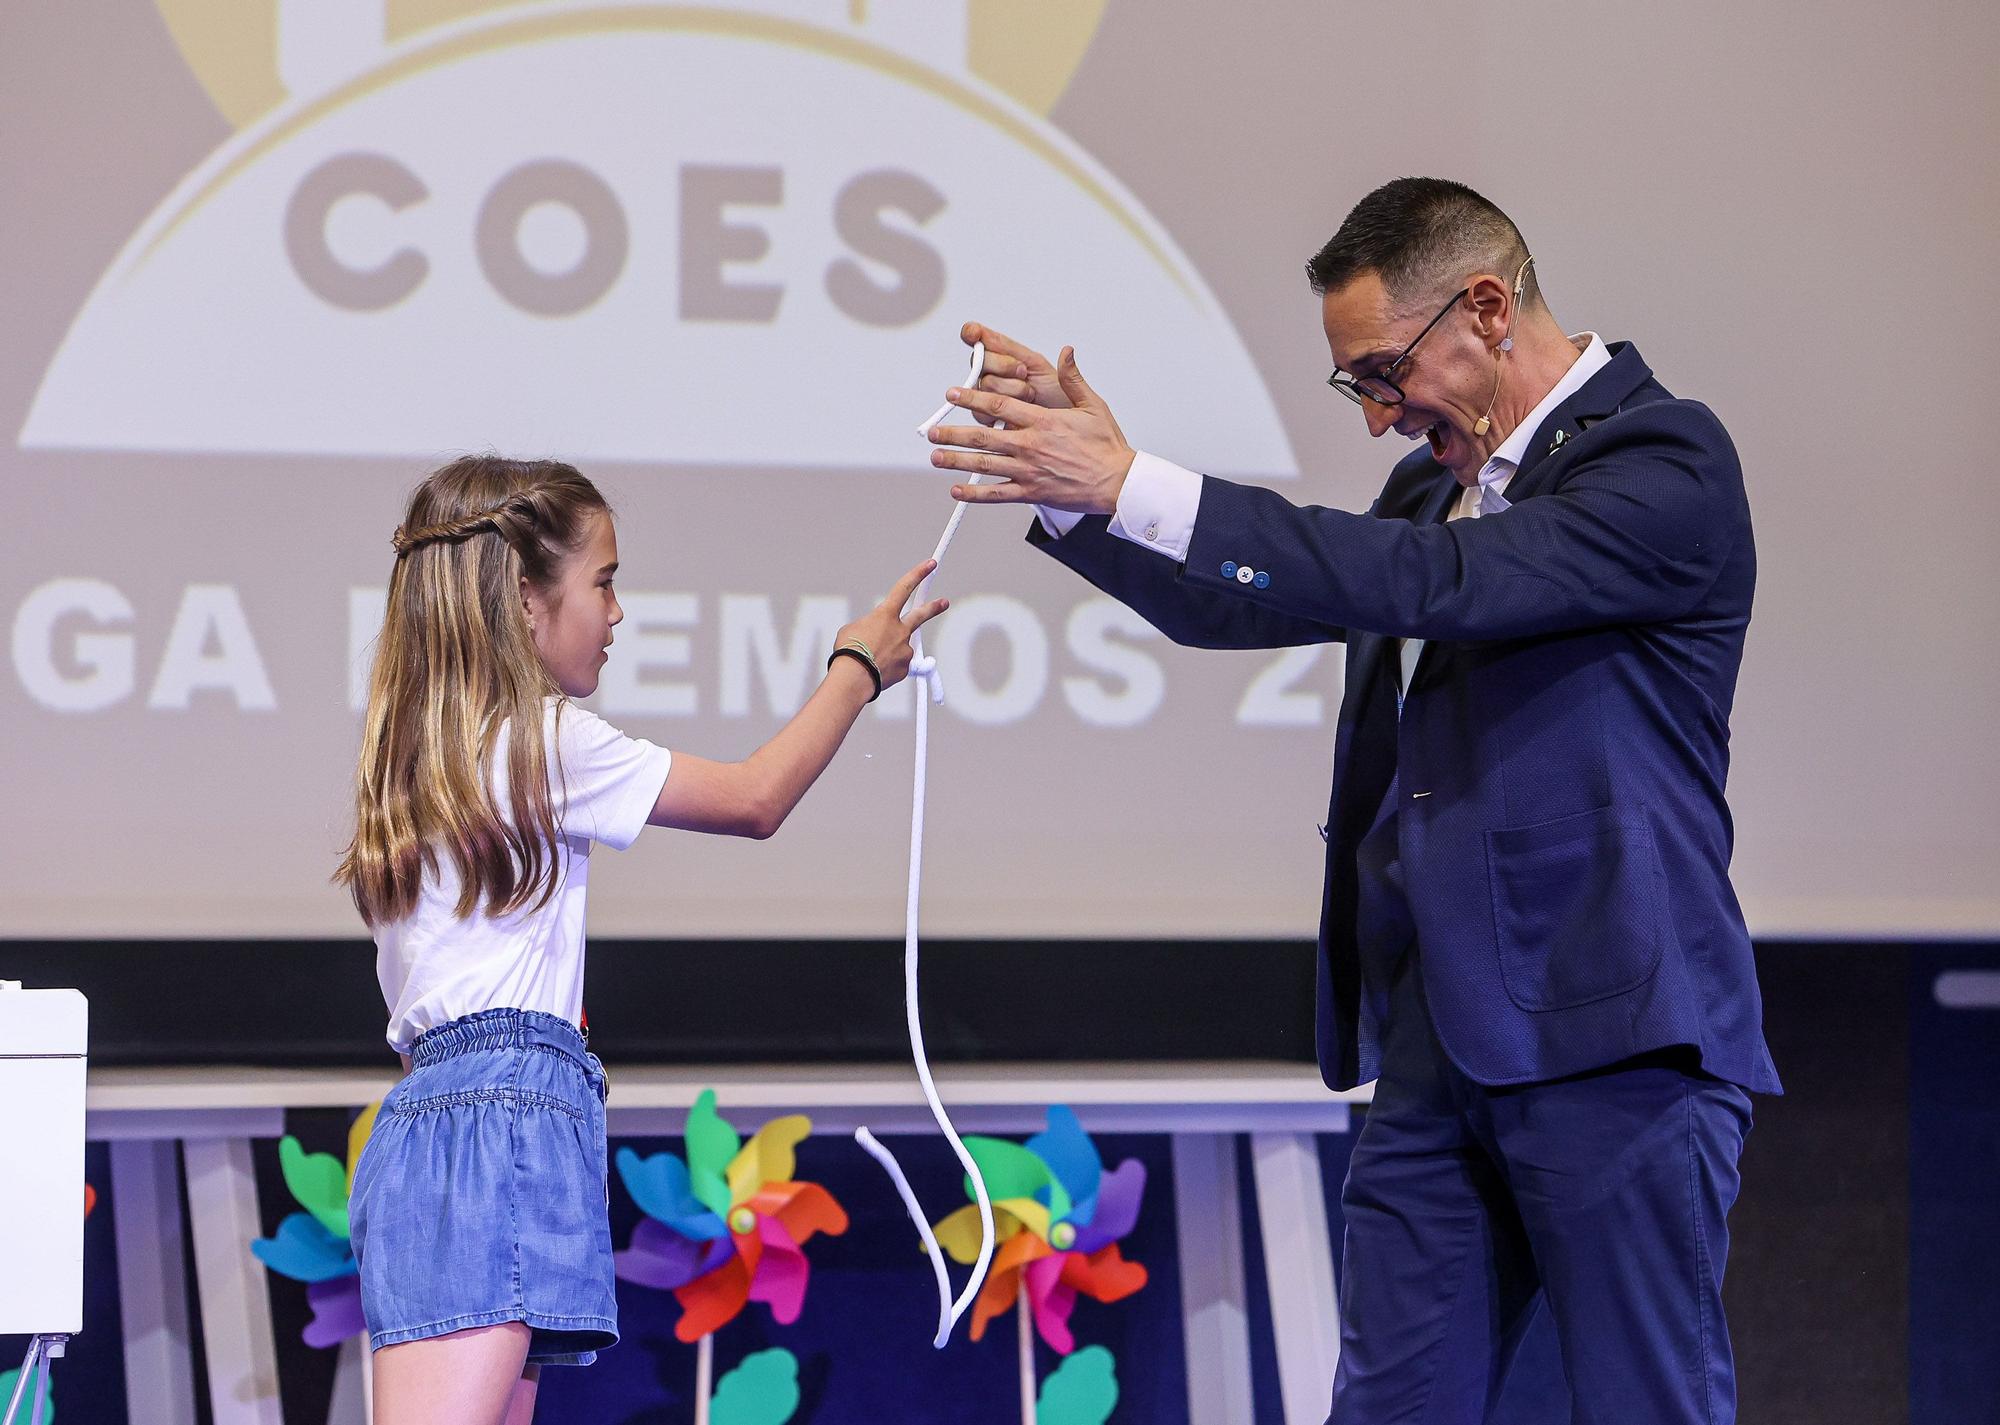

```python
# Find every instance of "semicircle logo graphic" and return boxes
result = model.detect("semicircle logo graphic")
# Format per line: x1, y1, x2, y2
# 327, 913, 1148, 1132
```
23, 1, 1297, 479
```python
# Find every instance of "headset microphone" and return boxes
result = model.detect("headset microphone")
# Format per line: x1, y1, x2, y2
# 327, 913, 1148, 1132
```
1474, 255, 1533, 437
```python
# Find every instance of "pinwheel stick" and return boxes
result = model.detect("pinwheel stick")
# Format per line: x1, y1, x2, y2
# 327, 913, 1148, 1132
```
852, 342, 1002, 1348
692, 1328, 716, 1416
1018, 1293, 1037, 1425
695, 1332, 714, 1425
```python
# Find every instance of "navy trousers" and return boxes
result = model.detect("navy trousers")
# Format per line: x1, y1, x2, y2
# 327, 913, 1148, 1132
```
1328, 950, 1753, 1425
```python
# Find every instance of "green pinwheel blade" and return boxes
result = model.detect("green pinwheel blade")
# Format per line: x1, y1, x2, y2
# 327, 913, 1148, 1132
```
1036, 1345, 1119, 1425
0, 1369, 53, 1424
685, 1089, 741, 1218
278, 1135, 351, 1239
710, 1346, 800, 1425
963, 1136, 1071, 1222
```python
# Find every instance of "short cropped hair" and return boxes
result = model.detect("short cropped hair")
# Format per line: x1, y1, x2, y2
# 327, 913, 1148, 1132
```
1306, 177, 1538, 313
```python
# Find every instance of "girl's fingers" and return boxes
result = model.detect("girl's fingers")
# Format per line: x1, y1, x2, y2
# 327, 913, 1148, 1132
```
883, 559, 937, 610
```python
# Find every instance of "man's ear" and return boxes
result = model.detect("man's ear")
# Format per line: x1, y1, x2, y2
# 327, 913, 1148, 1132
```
1466, 272, 1513, 348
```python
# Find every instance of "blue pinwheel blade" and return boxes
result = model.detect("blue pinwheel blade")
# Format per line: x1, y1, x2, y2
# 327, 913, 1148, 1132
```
251, 1211, 358, 1283
615, 1147, 730, 1240
1028, 1105, 1104, 1224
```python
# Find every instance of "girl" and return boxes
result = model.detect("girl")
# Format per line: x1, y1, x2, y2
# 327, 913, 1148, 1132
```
338, 455, 945, 1424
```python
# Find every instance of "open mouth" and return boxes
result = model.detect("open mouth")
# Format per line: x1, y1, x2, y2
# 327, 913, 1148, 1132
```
1425, 423, 1448, 459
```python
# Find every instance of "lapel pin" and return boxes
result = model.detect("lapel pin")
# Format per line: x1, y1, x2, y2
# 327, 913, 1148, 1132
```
1548, 428, 1569, 453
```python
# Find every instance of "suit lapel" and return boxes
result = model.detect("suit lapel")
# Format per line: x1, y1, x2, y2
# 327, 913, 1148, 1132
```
1414, 466, 1464, 526
1334, 625, 1398, 861
1344, 629, 1390, 741
1498, 341, 1654, 506
1402, 469, 1463, 690
1401, 344, 1655, 696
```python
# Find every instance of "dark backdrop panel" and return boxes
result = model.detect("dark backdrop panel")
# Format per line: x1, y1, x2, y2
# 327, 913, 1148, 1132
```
1728, 946, 1911, 1425
1908, 945, 2000, 1425
0, 938, 1320, 1066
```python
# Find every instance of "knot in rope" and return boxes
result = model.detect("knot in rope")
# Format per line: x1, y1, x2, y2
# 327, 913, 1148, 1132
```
908, 652, 943, 702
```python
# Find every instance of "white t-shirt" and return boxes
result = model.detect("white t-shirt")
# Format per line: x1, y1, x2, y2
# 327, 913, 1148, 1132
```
373, 700, 672, 1052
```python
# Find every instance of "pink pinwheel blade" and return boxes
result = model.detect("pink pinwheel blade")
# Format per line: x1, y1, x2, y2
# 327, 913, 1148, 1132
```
303, 1276, 366, 1348
745, 1217, 811, 1325
1072, 1159, 1146, 1254
615, 1218, 730, 1290
1023, 1252, 1079, 1354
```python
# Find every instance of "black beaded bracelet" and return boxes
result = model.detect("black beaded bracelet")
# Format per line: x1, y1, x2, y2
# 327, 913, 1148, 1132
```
827, 644, 883, 702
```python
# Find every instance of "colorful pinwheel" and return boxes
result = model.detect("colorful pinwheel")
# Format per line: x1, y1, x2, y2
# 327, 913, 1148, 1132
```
614, 1089, 848, 1343
932, 1105, 1147, 1422
250, 1103, 379, 1347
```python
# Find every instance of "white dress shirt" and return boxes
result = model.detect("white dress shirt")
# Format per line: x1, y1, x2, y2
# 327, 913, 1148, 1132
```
1038, 333, 1611, 703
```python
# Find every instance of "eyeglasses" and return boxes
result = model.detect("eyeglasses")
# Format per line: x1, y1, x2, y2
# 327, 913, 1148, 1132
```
1328, 255, 1534, 409
1327, 287, 1468, 408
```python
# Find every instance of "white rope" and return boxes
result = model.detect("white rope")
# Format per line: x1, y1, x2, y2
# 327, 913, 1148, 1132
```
853, 343, 999, 1348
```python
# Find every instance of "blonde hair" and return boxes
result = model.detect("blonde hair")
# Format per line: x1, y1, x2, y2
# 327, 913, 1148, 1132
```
337, 455, 610, 926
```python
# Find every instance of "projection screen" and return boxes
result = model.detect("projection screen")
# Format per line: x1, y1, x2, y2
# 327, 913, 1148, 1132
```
4, 0, 1996, 939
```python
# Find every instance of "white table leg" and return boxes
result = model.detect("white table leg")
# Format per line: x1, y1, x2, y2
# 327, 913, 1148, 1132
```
182, 1138, 284, 1425
109, 1139, 198, 1425
327, 1334, 368, 1425
1249, 1129, 1341, 1425
1171, 1133, 1256, 1425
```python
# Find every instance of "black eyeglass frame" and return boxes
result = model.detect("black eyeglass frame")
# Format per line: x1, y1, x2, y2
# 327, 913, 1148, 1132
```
1326, 287, 1470, 408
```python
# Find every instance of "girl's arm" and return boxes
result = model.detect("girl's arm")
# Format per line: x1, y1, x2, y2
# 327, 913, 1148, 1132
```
647, 558, 948, 839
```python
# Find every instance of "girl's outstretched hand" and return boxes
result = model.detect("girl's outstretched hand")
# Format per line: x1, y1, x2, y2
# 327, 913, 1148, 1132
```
837, 559, 949, 690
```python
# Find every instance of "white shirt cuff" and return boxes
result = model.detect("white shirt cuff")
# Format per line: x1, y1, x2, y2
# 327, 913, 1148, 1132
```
1035, 506, 1086, 539
1107, 451, 1200, 562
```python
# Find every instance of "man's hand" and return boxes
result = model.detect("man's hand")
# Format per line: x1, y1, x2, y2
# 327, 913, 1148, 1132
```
959, 321, 1069, 416
926, 339, 1136, 514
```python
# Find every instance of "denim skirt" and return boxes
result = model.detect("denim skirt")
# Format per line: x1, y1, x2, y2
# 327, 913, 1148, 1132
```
349, 1008, 617, 1364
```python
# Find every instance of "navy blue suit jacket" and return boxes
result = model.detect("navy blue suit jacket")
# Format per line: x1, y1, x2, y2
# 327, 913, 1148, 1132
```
1032, 342, 1781, 1095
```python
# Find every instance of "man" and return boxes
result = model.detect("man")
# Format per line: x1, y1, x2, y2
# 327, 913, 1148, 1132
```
926, 177, 1780, 1424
